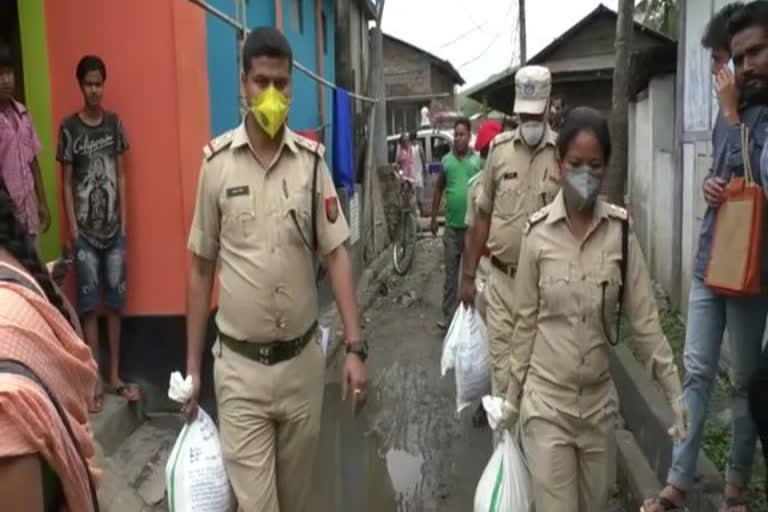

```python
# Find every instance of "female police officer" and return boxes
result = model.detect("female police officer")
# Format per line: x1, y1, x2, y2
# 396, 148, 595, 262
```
499, 107, 688, 511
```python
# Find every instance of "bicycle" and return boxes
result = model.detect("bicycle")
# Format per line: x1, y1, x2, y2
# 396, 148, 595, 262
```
391, 166, 419, 275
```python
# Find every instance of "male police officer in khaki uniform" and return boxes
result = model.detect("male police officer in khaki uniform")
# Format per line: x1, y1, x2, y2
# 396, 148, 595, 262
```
460, 65, 559, 397
183, 28, 367, 512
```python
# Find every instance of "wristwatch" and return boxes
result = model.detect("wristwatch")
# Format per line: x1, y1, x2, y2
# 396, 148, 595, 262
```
345, 340, 369, 363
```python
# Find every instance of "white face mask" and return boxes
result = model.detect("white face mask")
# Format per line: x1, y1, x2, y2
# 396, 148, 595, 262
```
520, 121, 545, 147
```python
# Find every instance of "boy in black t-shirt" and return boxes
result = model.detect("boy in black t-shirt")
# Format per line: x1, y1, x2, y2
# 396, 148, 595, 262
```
56, 55, 138, 412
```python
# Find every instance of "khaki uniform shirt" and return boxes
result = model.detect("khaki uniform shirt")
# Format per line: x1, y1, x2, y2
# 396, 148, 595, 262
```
187, 124, 349, 343
476, 126, 559, 266
508, 191, 681, 418
465, 172, 490, 284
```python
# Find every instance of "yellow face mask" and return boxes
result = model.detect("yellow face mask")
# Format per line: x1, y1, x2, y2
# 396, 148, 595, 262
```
251, 84, 291, 139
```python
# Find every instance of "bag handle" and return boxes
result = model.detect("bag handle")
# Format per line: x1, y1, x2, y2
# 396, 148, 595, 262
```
742, 124, 756, 185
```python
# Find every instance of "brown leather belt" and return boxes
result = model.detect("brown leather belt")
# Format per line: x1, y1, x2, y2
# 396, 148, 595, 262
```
219, 322, 317, 365
490, 255, 516, 277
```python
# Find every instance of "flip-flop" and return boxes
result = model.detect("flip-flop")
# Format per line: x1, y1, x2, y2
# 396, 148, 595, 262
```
720, 496, 747, 512
641, 496, 687, 511
88, 391, 104, 414
108, 383, 140, 402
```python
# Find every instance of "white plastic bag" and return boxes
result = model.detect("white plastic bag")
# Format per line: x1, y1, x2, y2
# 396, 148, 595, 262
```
441, 306, 491, 413
474, 398, 532, 512
166, 372, 233, 512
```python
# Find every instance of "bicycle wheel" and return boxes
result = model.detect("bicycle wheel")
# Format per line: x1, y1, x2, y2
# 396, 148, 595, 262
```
393, 212, 418, 275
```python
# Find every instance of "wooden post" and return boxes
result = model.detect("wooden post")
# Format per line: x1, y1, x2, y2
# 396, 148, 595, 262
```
519, 0, 526, 63
275, 0, 284, 31
315, 0, 325, 144
606, 0, 634, 206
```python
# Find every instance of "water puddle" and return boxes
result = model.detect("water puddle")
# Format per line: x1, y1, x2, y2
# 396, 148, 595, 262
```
310, 383, 432, 511
385, 449, 425, 506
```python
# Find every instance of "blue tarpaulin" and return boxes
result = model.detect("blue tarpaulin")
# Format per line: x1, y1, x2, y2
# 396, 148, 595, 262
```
332, 88, 355, 196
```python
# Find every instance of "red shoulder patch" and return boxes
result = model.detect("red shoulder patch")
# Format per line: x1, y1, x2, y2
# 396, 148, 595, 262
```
325, 197, 339, 223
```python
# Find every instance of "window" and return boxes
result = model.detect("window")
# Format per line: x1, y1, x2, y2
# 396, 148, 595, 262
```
321, 12, 327, 55
293, 0, 304, 33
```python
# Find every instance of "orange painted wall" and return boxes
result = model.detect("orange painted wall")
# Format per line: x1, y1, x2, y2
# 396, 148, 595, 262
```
45, 0, 211, 315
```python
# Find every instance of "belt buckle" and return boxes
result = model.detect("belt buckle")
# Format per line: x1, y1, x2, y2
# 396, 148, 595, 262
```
256, 343, 274, 365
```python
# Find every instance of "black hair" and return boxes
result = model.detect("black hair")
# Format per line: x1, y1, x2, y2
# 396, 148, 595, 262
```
702, 3, 744, 51
76, 55, 106, 83
556, 106, 611, 163
242, 27, 293, 73
409, 130, 417, 141
454, 117, 471, 132
728, 1, 768, 45
0, 181, 74, 327
0, 41, 12, 68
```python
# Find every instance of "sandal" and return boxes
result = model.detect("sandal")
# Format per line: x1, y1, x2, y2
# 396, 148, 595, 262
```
720, 496, 747, 512
641, 496, 686, 511
108, 382, 141, 402
89, 390, 104, 414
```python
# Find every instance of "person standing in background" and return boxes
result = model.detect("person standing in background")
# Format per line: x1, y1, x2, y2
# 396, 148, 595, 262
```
431, 118, 481, 329
409, 130, 426, 216
57, 55, 136, 413
0, 42, 50, 253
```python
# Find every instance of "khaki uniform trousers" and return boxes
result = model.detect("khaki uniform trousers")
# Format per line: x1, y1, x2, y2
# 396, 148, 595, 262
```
474, 256, 490, 323
485, 264, 516, 397
214, 332, 326, 512
520, 388, 617, 512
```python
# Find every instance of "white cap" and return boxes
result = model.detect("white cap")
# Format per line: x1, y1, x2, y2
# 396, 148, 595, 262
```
514, 65, 552, 115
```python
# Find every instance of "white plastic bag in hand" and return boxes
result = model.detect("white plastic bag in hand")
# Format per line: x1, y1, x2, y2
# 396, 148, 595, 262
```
474, 429, 533, 512
441, 306, 466, 375
166, 372, 233, 512
453, 307, 491, 413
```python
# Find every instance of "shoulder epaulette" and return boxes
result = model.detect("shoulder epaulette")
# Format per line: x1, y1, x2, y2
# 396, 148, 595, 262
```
293, 133, 326, 158
606, 203, 628, 221
489, 131, 515, 150
202, 131, 234, 161
523, 205, 550, 234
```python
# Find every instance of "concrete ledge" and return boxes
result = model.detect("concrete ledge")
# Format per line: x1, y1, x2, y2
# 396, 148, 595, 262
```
616, 428, 661, 510
611, 345, 724, 511
90, 394, 144, 456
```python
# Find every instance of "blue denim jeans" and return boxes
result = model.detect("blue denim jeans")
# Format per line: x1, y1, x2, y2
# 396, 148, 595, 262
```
74, 232, 127, 315
667, 277, 768, 490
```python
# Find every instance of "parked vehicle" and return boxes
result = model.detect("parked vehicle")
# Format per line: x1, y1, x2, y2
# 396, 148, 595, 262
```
387, 129, 476, 217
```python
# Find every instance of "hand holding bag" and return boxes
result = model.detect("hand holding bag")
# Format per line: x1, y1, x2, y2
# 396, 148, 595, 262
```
705, 124, 764, 295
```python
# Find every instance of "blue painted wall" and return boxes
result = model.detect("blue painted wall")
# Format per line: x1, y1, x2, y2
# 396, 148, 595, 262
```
205, 0, 336, 162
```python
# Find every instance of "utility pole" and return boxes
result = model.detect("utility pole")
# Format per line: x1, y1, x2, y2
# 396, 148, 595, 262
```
519, 0, 526, 64
605, 0, 634, 205
372, 0, 387, 168
362, 0, 389, 261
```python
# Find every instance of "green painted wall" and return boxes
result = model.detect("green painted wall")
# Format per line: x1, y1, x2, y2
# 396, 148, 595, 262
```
17, 0, 60, 261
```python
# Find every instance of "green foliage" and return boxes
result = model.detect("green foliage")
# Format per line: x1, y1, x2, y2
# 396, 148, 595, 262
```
458, 94, 484, 118
636, 0, 679, 39
624, 308, 767, 510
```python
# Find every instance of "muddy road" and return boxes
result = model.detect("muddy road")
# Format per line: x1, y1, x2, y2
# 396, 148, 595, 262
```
310, 238, 490, 511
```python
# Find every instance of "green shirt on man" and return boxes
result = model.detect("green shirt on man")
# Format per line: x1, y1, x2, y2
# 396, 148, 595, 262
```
441, 151, 481, 229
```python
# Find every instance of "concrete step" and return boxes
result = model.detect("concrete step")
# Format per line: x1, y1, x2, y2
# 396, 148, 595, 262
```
113, 415, 183, 507
91, 393, 145, 456
100, 415, 183, 512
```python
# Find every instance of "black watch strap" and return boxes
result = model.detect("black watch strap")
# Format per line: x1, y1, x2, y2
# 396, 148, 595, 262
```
345, 340, 368, 362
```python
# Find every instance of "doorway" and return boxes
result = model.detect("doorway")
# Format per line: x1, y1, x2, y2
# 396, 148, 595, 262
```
0, 0, 25, 103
